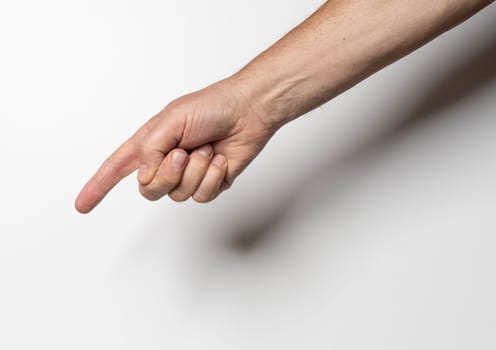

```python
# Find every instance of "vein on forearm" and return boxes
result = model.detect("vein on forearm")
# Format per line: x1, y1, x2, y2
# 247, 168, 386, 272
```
233, 0, 494, 127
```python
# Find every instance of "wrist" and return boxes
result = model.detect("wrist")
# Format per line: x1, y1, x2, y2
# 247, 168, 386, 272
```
225, 69, 299, 133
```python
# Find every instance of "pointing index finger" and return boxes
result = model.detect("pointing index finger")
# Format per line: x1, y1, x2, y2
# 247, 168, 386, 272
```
74, 120, 152, 214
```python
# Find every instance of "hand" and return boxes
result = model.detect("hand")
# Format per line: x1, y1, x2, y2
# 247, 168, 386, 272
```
75, 77, 277, 213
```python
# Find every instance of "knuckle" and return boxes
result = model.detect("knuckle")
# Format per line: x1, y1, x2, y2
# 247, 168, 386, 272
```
138, 138, 153, 152
153, 170, 181, 188
158, 176, 180, 190
164, 98, 182, 112
192, 191, 212, 204
139, 186, 161, 201
169, 190, 189, 202
100, 158, 120, 178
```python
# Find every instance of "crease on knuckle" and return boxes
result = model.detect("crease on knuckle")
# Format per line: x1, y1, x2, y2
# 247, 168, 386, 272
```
169, 189, 189, 202
192, 191, 212, 203
158, 176, 180, 190
102, 157, 121, 179
139, 186, 160, 201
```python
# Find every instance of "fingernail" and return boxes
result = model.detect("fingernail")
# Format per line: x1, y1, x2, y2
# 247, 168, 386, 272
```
138, 164, 148, 183
198, 144, 212, 158
171, 151, 187, 169
212, 154, 226, 167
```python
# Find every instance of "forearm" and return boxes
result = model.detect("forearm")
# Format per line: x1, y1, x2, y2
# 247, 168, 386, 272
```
230, 0, 494, 129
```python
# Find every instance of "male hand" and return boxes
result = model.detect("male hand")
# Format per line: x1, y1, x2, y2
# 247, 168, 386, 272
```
75, 78, 276, 213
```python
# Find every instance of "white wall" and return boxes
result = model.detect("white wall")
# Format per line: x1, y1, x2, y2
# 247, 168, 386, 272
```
1, 1, 495, 349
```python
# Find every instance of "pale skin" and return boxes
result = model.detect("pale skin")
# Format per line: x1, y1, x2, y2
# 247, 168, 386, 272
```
75, 0, 494, 213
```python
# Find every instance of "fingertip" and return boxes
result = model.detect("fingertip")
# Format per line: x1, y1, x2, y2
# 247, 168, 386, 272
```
197, 144, 213, 158
212, 154, 227, 168
75, 206, 91, 214
74, 195, 92, 214
170, 149, 188, 170
74, 184, 104, 214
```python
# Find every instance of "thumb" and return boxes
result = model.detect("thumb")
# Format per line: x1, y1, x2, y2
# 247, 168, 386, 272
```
137, 113, 184, 185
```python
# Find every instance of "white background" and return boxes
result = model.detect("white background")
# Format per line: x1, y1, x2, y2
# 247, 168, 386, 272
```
1, 1, 495, 349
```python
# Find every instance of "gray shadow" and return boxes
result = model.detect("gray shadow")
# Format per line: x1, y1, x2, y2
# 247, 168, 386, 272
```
224, 29, 496, 252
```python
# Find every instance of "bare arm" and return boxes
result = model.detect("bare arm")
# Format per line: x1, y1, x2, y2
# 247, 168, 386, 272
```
75, 0, 494, 213
233, 0, 494, 129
